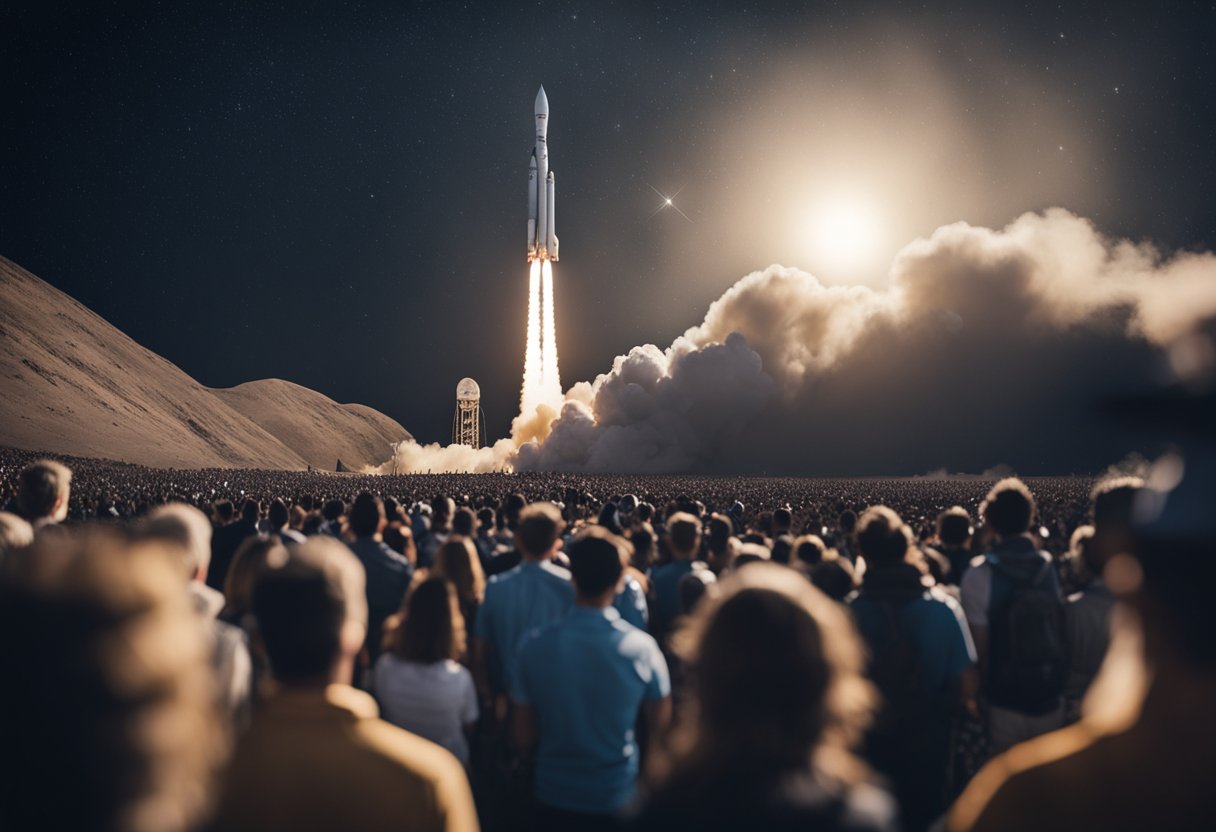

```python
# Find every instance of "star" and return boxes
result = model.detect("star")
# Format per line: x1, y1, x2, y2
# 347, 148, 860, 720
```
647, 183, 693, 222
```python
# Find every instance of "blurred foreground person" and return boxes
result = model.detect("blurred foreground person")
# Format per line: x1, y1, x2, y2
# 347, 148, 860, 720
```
949, 452, 1216, 831
633, 562, 896, 831
0, 529, 224, 832
0, 511, 33, 559
215, 536, 477, 831
512, 527, 671, 830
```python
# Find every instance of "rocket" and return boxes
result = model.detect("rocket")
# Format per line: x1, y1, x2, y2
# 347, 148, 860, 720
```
527, 86, 558, 261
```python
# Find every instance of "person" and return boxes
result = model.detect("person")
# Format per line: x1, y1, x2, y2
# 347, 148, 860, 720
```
374, 577, 479, 768
267, 498, 306, 544
948, 452, 1216, 831
1062, 478, 1143, 720
140, 503, 254, 728
220, 535, 289, 628
931, 506, 974, 585
347, 492, 413, 666
472, 502, 574, 707
811, 551, 858, 602
511, 527, 671, 830
213, 537, 479, 832
632, 562, 896, 831
431, 536, 486, 640
0, 528, 223, 832
648, 512, 702, 642
209, 498, 260, 591
15, 458, 71, 532
960, 478, 1066, 753
848, 506, 977, 832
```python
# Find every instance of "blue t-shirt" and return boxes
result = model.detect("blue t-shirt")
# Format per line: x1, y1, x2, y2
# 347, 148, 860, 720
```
849, 588, 976, 698
474, 560, 574, 692
649, 560, 695, 632
613, 574, 649, 630
512, 606, 671, 814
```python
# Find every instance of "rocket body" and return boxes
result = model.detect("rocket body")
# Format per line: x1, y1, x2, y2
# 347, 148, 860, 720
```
527, 86, 559, 261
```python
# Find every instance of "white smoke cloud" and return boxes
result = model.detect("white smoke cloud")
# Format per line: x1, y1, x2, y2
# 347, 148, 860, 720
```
379, 209, 1216, 474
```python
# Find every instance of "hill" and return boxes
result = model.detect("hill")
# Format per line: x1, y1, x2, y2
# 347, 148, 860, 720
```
0, 256, 409, 469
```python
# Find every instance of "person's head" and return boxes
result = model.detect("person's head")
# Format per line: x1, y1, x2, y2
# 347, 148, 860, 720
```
0, 512, 34, 558
240, 498, 260, 524
771, 534, 796, 565
707, 513, 733, 554
629, 522, 656, 571
388, 577, 465, 664
1065, 524, 1097, 584
16, 459, 72, 523
596, 502, 624, 535
1089, 476, 1145, 570
347, 492, 385, 538
936, 506, 973, 547
213, 499, 235, 525
772, 507, 793, 536
504, 493, 527, 529
0, 529, 222, 831
793, 534, 827, 568
432, 496, 455, 529
451, 507, 477, 537
981, 477, 1037, 539
810, 554, 858, 601
661, 563, 873, 783
856, 505, 913, 567
321, 498, 346, 523
267, 499, 289, 531
222, 536, 288, 621
434, 537, 486, 605
667, 511, 702, 560
567, 526, 628, 603
515, 502, 564, 560
140, 503, 214, 583
476, 507, 495, 533
839, 509, 857, 535
251, 537, 367, 687
679, 568, 716, 615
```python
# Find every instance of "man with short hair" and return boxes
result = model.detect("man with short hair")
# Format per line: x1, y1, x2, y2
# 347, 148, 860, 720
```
209, 498, 260, 592
473, 502, 573, 705
16, 459, 71, 531
512, 527, 671, 830
267, 498, 306, 545
347, 492, 413, 664
214, 537, 478, 831
648, 512, 703, 642
933, 506, 974, 584
961, 478, 1066, 753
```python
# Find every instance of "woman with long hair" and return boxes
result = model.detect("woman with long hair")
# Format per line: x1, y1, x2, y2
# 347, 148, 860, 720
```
431, 536, 485, 638
373, 577, 479, 768
634, 562, 896, 831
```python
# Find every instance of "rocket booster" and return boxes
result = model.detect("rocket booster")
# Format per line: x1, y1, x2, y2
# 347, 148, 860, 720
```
527, 86, 558, 261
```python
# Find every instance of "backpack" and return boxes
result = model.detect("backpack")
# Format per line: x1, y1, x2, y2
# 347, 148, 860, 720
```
986, 557, 1067, 715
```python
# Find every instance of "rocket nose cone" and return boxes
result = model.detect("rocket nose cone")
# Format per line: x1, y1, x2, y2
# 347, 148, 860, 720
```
535, 85, 549, 115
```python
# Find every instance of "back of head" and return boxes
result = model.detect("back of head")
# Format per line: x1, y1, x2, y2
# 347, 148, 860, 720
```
771, 534, 796, 565
0, 528, 221, 832
568, 526, 628, 598
678, 568, 716, 615
452, 507, 477, 537
794, 534, 826, 568
348, 492, 385, 538
707, 514, 733, 553
223, 536, 289, 618
140, 502, 214, 582
240, 498, 260, 524
393, 577, 463, 664
17, 459, 72, 522
1092, 476, 1145, 540
667, 512, 702, 559
981, 477, 1036, 538
321, 498, 346, 522
856, 505, 912, 567
267, 499, 289, 531
435, 537, 485, 604
669, 563, 872, 780
214, 499, 235, 524
516, 502, 564, 558
773, 507, 793, 534
811, 556, 858, 602
936, 506, 973, 547
252, 537, 367, 686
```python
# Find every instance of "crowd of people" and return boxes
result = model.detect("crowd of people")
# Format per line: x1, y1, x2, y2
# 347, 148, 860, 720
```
0, 445, 1212, 831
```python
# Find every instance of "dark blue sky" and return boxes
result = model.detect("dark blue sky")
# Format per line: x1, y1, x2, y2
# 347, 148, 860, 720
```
3, 1, 1213, 450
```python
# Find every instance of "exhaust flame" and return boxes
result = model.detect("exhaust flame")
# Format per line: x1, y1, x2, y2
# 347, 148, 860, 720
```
520, 260, 542, 416
539, 259, 562, 407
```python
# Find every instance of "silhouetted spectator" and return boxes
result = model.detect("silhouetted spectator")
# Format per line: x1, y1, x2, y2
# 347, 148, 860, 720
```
512, 526, 671, 830
933, 506, 974, 584
16, 458, 71, 532
214, 537, 477, 831
348, 492, 413, 668
632, 563, 896, 831
209, 498, 260, 591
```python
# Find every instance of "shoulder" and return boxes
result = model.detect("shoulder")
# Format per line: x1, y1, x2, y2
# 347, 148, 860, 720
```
354, 716, 466, 781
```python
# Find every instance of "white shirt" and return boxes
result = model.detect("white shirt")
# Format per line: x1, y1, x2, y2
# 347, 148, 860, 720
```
372, 655, 478, 766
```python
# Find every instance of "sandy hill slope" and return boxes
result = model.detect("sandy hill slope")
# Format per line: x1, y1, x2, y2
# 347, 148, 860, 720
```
0, 256, 409, 470
213, 379, 412, 471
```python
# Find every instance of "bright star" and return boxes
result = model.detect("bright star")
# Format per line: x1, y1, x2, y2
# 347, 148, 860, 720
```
647, 183, 693, 222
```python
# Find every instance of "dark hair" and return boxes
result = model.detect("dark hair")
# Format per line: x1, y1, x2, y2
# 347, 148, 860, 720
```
839, 510, 857, 533
811, 557, 857, 601
517, 502, 564, 557
221, 536, 288, 622
856, 506, 913, 565
771, 534, 795, 565
214, 499, 235, 523
707, 514, 733, 553
667, 512, 701, 558
321, 499, 346, 522
568, 526, 627, 598
981, 478, 1036, 537
773, 508, 793, 532
936, 506, 972, 546
252, 538, 366, 685
391, 577, 464, 664
794, 535, 827, 567
452, 507, 477, 537
16, 459, 71, 521
1092, 477, 1145, 535
240, 498, 260, 523
679, 568, 715, 614
348, 492, 384, 538
267, 499, 289, 530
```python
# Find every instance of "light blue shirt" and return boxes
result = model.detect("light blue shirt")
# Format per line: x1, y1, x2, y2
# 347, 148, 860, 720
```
512, 606, 670, 813
474, 560, 574, 692
649, 560, 695, 632
613, 574, 649, 630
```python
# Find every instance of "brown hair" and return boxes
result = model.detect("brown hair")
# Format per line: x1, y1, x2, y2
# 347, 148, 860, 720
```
433, 536, 485, 607
221, 536, 288, 623
389, 577, 465, 664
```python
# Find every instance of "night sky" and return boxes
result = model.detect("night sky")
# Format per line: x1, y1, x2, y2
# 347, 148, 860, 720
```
3, 1, 1215, 460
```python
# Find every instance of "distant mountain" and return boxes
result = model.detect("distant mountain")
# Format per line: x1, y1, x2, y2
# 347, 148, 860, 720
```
0, 256, 410, 470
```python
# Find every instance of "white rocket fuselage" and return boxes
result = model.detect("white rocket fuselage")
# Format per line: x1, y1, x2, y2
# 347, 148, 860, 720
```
528, 86, 558, 261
